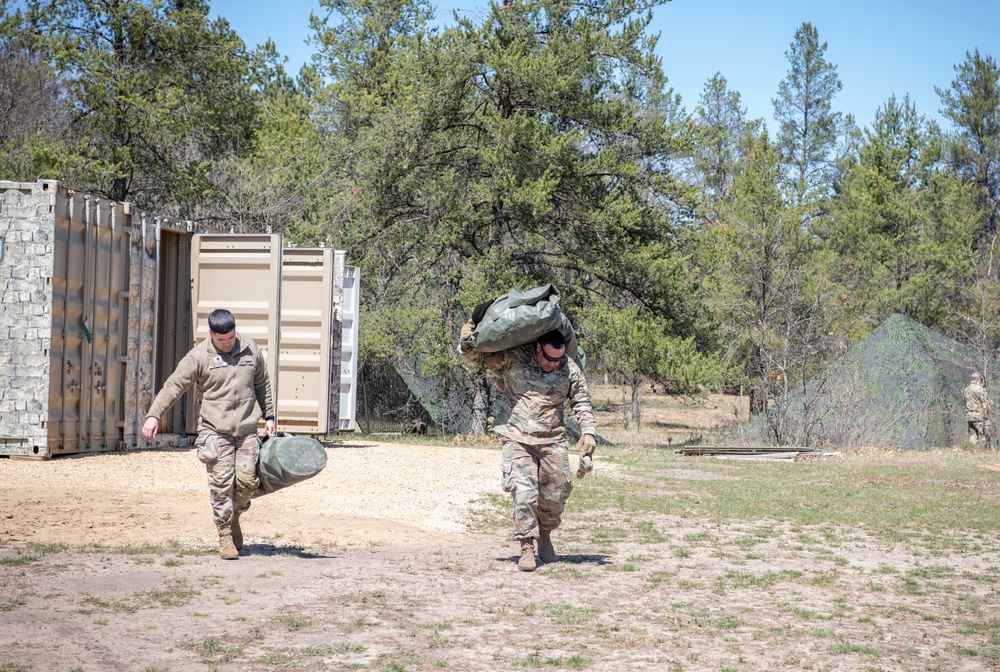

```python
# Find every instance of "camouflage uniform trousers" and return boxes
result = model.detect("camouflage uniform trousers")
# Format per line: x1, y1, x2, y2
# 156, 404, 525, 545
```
968, 419, 991, 446
196, 431, 260, 527
501, 439, 574, 540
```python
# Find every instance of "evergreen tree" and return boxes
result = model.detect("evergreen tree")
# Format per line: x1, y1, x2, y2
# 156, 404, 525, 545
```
700, 127, 837, 442
0, 43, 69, 180
309, 0, 713, 431
581, 303, 724, 428
1, 0, 259, 214
828, 95, 978, 339
692, 72, 748, 209
937, 49, 1000, 254
773, 22, 843, 209
206, 41, 329, 236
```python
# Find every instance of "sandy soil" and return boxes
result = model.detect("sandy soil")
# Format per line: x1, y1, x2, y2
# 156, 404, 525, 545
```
2, 439, 999, 671
0, 441, 500, 550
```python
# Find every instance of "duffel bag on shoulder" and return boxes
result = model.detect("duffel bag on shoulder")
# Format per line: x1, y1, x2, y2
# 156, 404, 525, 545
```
462, 284, 586, 368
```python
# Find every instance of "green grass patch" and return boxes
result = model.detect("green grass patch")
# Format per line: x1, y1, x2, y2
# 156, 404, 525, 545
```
0, 598, 26, 612
0, 556, 38, 567
81, 580, 199, 613
277, 615, 311, 631
564, 444, 1000, 551
832, 643, 880, 658
514, 652, 588, 668
177, 638, 243, 663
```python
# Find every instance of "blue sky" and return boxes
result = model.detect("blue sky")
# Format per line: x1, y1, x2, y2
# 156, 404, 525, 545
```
210, 0, 1000, 132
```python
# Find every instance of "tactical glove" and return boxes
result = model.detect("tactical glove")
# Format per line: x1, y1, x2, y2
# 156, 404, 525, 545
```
460, 319, 475, 341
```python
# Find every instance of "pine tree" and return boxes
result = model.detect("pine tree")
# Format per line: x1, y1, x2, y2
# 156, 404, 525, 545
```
309, 0, 712, 431
701, 128, 836, 441
773, 22, 843, 209
692, 72, 749, 210
1, 0, 259, 214
827, 95, 977, 339
937, 48, 1000, 254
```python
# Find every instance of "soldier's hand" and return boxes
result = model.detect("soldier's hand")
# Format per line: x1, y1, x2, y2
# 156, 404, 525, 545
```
142, 416, 159, 441
576, 433, 596, 458
459, 319, 475, 341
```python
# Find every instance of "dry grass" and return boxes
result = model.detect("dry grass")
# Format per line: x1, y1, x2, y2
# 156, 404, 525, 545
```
591, 386, 747, 446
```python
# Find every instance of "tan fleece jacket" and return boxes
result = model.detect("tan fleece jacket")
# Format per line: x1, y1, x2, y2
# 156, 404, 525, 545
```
146, 334, 274, 437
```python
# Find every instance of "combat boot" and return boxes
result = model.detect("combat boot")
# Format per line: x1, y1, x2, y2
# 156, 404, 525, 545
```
231, 512, 243, 551
537, 530, 557, 564
517, 538, 536, 572
217, 525, 239, 560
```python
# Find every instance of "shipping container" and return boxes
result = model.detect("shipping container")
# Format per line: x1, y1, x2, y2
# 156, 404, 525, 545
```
0, 181, 357, 458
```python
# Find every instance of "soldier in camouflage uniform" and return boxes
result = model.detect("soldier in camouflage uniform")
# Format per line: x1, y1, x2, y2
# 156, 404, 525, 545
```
460, 324, 598, 572
963, 371, 991, 448
142, 309, 276, 559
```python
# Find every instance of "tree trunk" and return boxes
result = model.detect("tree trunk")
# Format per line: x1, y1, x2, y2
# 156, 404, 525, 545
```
621, 386, 629, 429
631, 378, 643, 428
469, 375, 489, 435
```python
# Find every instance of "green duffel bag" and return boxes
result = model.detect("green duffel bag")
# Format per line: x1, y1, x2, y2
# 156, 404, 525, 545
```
461, 284, 586, 369
254, 434, 328, 497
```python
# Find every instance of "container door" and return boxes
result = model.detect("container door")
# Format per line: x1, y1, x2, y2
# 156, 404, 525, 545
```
337, 265, 360, 432
189, 234, 282, 425
49, 191, 130, 455
155, 229, 196, 435
278, 248, 335, 435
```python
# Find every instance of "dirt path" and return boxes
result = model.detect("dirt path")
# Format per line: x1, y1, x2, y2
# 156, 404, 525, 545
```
3, 441, 1000, 671
0, 440, 499, 549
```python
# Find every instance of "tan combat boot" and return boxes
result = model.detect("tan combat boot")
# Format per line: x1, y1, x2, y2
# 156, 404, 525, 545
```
217, 525, 239, 560
231, 512, 243, 551
537, 530, 557, 564
517, 538, 536, 572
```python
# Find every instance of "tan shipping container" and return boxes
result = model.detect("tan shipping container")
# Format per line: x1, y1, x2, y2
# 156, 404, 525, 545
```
1, 182, 355, 458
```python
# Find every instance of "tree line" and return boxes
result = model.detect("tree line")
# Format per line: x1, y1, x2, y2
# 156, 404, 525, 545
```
2, 0, 998, 440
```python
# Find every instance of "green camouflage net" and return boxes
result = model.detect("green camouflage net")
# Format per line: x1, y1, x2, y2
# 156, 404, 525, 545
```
739, 314, 998, 450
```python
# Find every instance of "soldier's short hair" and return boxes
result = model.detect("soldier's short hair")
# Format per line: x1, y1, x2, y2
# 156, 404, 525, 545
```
208, 309, 236, 335
538, 330, 566, 351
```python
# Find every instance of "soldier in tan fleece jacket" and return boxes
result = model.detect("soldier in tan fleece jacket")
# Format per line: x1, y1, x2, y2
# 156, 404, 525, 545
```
142, 309, 276, 559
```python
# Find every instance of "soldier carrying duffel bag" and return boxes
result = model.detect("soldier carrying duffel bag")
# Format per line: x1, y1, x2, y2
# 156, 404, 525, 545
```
457, 284, 598, 573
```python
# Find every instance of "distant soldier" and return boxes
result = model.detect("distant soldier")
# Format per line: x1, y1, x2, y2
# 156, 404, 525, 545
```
963, 371, 991, 447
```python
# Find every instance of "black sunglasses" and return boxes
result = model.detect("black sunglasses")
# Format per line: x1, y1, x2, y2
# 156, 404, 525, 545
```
538, 344, 567, 364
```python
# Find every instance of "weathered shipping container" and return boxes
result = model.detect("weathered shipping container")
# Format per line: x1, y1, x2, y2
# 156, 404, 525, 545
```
0, 181, 357, 459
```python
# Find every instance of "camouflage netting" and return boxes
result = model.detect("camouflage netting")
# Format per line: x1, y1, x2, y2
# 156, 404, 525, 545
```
354, 358, 509, 436
360, 356, 588, 440
737, 314, 998, 450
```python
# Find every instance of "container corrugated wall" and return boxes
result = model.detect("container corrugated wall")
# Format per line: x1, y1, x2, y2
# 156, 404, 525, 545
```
48, 190, 131, 455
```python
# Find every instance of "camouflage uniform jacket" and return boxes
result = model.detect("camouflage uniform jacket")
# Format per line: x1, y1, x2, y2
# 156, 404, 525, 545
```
146, 334, 274, 437
462, 343, 597, 446
963, 382, 989, 422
